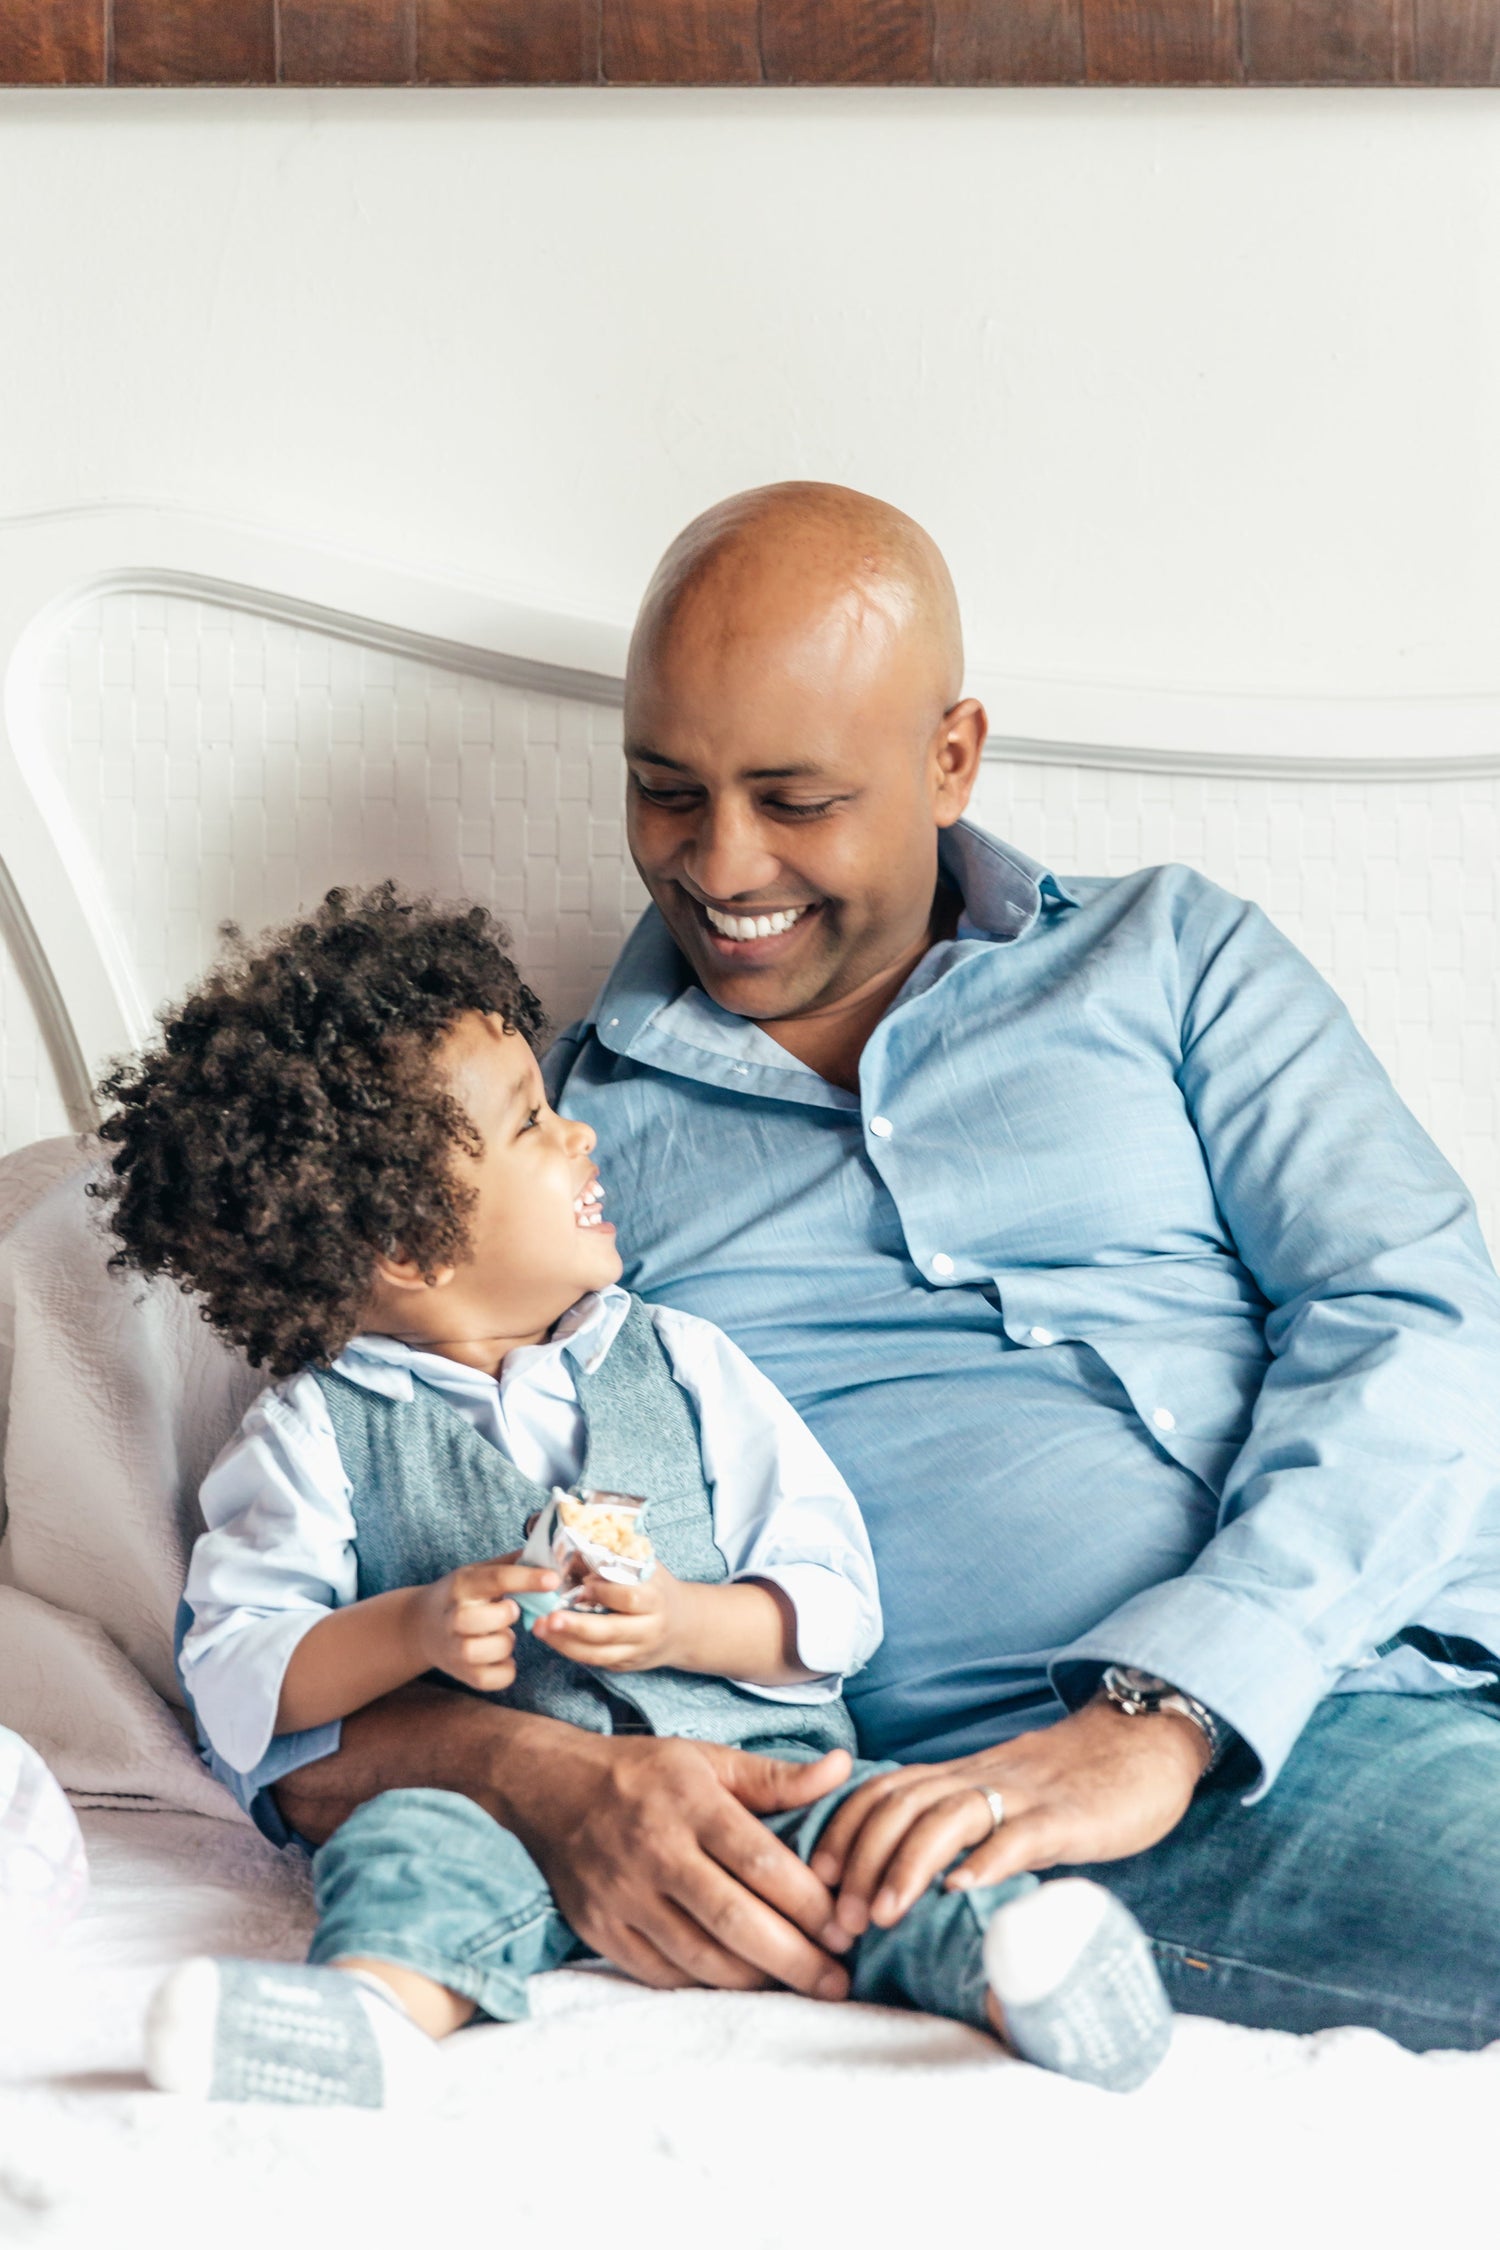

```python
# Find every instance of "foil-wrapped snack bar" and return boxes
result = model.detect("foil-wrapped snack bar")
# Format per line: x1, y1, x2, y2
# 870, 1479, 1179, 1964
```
515, 1487, 656, 1632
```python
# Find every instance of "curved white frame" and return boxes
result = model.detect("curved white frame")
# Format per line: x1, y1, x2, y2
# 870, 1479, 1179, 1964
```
4, 505, 1499, 1131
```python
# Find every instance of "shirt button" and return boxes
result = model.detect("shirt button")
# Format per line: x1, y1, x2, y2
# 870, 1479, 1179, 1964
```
1029, 1326, 1054, 1345
869, 1116, 894, 1139
607, 1018, 619, 1029
1151, 1407, 1176, 1432
930, 1252, 955, 1277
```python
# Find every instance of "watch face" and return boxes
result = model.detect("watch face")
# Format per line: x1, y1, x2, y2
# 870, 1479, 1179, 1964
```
1113, 1668, 1170, 1699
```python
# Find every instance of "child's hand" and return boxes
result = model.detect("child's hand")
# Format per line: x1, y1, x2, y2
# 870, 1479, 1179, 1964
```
534, 1568, 681, 1673
407, 1560, 560, 1693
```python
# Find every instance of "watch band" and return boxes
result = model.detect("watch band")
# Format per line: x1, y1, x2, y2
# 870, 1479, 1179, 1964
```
1098, 1665, 1234, 1776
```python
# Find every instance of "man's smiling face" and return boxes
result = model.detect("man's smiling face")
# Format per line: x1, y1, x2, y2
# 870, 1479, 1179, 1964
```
623, 490, 985, 1028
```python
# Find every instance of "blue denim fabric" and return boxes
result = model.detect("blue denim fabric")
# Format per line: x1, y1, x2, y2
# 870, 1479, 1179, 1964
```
309, 1765, 1022, 2033
1078, 1689, 1500, 2052
312, 1691, 1500, 2053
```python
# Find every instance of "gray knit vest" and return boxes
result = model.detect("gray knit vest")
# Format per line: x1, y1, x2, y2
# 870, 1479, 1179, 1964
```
312, 1296, 854, 1760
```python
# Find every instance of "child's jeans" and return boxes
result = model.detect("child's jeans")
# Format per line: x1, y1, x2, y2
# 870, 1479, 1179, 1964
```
309, 1763, 1027, 2030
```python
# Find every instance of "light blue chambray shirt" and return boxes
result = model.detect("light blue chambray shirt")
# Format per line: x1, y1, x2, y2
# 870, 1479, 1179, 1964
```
544, 819, 1500, 1798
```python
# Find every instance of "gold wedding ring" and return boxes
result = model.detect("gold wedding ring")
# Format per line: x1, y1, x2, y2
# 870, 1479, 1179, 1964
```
976, 1785, 1005, 1834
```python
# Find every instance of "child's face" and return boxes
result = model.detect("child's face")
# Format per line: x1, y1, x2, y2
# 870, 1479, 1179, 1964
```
405, 1013, 623, 1348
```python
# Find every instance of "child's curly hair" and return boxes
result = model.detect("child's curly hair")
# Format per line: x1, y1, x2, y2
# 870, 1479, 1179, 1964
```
93, 883, 546, 1378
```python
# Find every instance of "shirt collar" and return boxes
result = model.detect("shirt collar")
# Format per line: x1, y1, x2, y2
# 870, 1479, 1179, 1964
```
332, 1284, 634, 1398
939, 819, 1077, 936
587, 818, 1076, 1065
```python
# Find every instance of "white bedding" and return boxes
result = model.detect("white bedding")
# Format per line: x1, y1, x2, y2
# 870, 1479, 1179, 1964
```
0, 1806, 1495, 2250
0, 1149, 1496, 2246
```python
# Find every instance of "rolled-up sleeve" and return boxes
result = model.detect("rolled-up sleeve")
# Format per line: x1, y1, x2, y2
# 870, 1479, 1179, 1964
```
650, 1304, 883, 1701
180, 1374, 358, 1778
1053, 884, 1500, 1796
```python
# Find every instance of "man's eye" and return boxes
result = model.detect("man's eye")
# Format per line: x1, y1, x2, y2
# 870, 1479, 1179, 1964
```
519, 1107, 541, 1135
631, 780, 700, 808
768, 799, 837, 820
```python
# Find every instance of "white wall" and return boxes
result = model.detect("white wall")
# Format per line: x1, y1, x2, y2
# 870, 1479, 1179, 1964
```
2, 87, 1498, 703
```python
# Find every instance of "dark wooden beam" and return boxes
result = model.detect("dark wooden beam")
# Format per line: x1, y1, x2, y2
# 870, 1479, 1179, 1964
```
934, 0, 1085, 81
1241, 0, 1411, 82
112, 0, 277, 82
416, 0, 598, 82
604, 0, 761, 82
279, 0, 417, 83
1084, 0, 1241, 81
0, 0, 105, 82
1413, 0, 1500, 79
761, 0, 934, 83
1, 0, 1496, 86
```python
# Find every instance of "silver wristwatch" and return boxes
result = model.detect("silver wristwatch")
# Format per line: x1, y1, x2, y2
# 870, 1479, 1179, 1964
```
1098, 1665, 1233, 1776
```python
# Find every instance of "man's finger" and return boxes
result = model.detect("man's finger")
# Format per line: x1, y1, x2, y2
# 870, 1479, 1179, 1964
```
707, 1744, 854, 1819
675, 1841, 850, 2000
834, 1776, 967, 1929
625, 1896, 779, 1993
587, 1920, 697, 1992
943, 1807, 1068, 1890
869, 1791, 998, 1925
807, 1766, 910, 1886
683, 1787, 852, 1988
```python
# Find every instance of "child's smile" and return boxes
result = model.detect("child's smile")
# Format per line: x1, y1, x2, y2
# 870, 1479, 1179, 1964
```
573, 1172, 611, 1233
367, 1013, 624, 1371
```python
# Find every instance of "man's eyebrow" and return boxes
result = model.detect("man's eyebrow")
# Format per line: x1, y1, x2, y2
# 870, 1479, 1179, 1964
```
625, 745, 835, 782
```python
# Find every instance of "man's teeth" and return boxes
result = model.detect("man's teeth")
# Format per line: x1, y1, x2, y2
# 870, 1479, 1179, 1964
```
702, 904, 808, 941
574, 1180, 607, 1227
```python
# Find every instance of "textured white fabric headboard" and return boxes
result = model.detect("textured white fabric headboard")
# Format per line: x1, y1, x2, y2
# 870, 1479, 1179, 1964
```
2, 509, 1496, 1254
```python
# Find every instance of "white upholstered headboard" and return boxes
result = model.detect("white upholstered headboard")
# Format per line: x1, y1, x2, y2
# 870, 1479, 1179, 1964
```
2, 508, 1496, 1254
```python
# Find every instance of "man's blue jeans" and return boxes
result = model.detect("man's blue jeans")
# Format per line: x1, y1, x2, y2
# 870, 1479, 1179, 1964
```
310, 1692, 1500, 2052
1077, 1689, 1500, 2051
309, 1758, 1016, 2031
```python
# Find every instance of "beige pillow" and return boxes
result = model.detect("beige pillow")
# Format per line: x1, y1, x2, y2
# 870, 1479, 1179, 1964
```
0, 1138, 260, 1815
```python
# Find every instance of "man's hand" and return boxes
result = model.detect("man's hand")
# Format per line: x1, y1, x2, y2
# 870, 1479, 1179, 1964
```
535, 1568, 681, 1672
406, 1559, 560, 1693
504, 1726, 859, 1996
274, 1682, 859, 1998
811, 1698, 1210, 1935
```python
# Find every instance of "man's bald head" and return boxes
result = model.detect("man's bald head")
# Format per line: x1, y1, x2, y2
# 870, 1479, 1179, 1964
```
627, 482, 964, 717
622, 482, 986, 1064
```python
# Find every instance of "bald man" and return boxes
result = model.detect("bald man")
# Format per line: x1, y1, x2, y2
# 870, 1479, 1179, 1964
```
267, 484, 1500, 2052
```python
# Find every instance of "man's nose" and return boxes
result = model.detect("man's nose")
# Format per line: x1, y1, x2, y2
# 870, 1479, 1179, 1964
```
563, 1115, 596, 1157
683, 799, 781, 904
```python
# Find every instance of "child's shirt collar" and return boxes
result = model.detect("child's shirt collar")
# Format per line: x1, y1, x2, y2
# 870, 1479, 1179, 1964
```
331, 1284, 634, 1402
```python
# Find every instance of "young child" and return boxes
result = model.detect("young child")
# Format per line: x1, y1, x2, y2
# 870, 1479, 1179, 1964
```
97, 884, 1173, 2105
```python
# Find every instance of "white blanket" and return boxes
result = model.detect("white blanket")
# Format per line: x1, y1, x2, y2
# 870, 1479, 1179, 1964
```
1, 1137, 1496, 2243
0, 1806, 1494, 2250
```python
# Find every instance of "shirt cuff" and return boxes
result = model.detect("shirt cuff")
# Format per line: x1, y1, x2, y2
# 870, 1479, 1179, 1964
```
180, 1607, 335, 1778
1049, 1577, 1332, 1801
728, 1562, 867, 1702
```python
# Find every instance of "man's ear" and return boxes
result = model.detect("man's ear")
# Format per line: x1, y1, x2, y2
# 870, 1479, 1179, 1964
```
931, 698, 987, 827
371, 1249, 457, 1294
